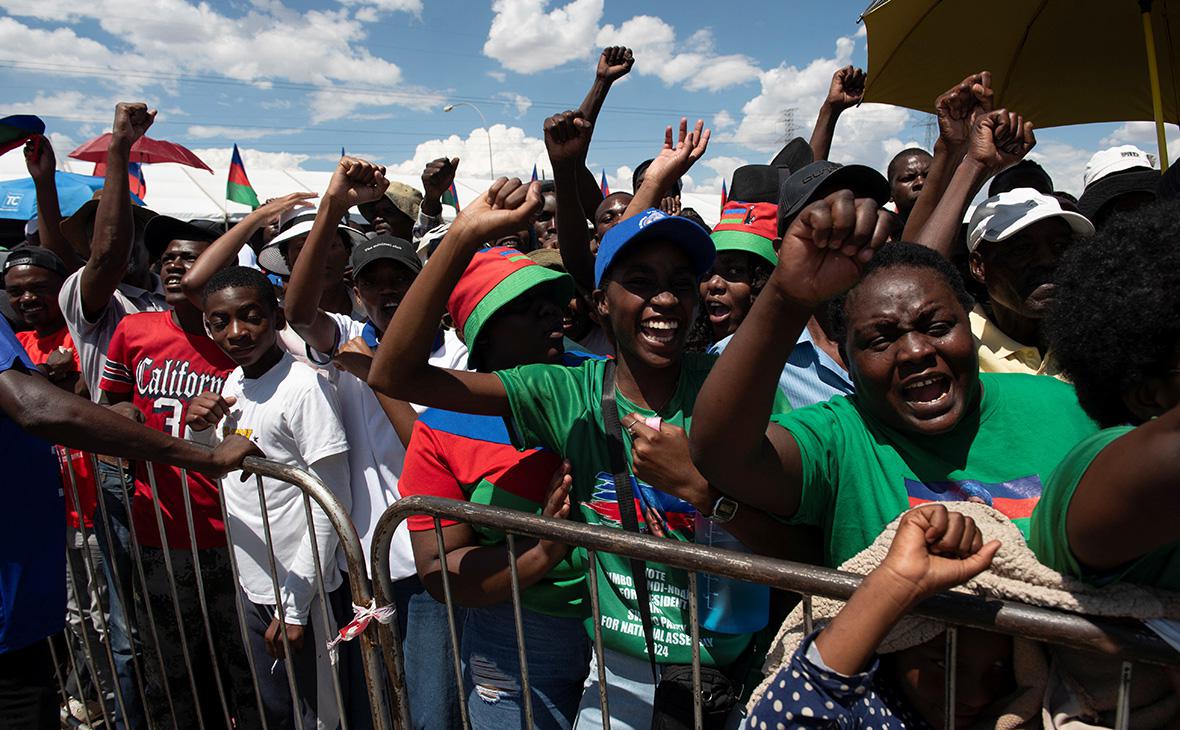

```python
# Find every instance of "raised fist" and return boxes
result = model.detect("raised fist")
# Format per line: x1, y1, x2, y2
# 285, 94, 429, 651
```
597, 46, 634, 83
451, 177, 543, 246
325, 156, 390, 207
111, 103, 156, 147
968, 109, 1035, 172
421, 157, 459, 201
935, 71, 993, 148
24, 135, 55, 182
825, 65, 866, 111
543, 110, 593, 166
773, 190, 890, 308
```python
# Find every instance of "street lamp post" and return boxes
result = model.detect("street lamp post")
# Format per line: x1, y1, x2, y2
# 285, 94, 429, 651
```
443, 102, 495, 178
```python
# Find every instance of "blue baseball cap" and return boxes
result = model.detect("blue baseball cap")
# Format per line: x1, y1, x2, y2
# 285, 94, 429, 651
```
593, 208, 716, 288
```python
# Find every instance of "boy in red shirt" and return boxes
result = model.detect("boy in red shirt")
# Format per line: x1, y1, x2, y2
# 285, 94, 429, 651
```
98, 217, 257, 728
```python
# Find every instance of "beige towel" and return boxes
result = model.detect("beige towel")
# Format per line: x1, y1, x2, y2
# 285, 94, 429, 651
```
749, 502, 1180, 728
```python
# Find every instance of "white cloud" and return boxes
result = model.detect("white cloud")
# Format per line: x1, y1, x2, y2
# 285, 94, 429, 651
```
595, 16, 760, 92
487, 71, 507, 83
189, 146, 309, 171
0, 3, 438, 121
0, 91, 119, 124
729, 35, 911, 174
335, 0, 421, 13
387, 125, 548, 179
712, 110, 735, 130
186, 125, 301, 140
495, 92, 533, 117
309, 86, 446, 124
686, 155, 749, 193
1099, 121, 1159, 149
483, 0, 604, 74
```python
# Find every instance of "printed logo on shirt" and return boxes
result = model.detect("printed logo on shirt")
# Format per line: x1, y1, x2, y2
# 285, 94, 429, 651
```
135, 357, 227, 400
904, 475, 1042, 519
586, 472, 696, 533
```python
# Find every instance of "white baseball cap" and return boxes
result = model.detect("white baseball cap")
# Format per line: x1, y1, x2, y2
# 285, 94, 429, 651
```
967, 188, 1094, 253
1083, 145, 1156, 189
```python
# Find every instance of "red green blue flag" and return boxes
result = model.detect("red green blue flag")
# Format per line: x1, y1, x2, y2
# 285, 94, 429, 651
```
531, 164, 538, 182
128, 163, 147, 199
0, 115, 45, 156
442, 181, 460, 212
227, 144, 260, 208
600, 170, 610, 197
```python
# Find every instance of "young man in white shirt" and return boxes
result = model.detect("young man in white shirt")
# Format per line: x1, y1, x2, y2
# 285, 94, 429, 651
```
187, 266, 353, 730
283, 157, 469, 730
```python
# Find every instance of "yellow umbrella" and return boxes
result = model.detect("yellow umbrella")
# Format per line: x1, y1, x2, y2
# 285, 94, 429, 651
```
861, 0, 1180, 169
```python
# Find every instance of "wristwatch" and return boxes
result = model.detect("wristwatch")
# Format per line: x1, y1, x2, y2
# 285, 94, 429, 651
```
708, 494, 739, 523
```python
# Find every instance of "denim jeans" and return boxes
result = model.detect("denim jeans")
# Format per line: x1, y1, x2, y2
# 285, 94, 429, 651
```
92, 461, 144, 730
394, 575, 466, 730
463, 603, 590, 730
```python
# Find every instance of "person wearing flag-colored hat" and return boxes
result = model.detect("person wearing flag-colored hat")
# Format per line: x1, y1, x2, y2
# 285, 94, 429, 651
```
395, 243, 595, 729
700, 201, 778, 345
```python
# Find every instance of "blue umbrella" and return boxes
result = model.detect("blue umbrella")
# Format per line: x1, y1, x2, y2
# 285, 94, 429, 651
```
0, 171, 107, 220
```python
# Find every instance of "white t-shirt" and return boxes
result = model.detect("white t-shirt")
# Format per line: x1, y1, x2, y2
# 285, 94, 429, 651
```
318, 313, 468, 580
214, 352, 351, 624
59, 270, 167, 400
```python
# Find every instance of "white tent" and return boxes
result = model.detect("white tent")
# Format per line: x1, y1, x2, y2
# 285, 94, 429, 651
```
0, 150, 724, 227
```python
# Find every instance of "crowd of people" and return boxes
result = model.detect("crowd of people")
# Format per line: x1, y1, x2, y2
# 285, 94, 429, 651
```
1, 45, 1178, 730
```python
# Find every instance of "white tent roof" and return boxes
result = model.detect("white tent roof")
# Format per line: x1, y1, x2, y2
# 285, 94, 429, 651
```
0, 150, 723, 227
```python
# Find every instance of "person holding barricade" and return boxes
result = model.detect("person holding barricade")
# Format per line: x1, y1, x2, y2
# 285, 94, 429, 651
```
187, 266, 353, 730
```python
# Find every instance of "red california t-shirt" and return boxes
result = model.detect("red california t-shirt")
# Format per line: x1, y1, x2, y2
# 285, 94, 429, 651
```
99, 312, 235, 549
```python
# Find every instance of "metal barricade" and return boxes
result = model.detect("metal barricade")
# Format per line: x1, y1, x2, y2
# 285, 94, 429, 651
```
370, 495, 1180, 730
50, 455, 389, 730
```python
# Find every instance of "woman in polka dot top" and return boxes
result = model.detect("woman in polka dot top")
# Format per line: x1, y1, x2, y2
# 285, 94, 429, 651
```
748, 505, 1014, 729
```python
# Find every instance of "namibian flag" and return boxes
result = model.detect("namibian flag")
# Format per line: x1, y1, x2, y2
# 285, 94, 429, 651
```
720, 180, 728, 214
0, 115, 45, 156
227, 144, 260, 208
128, 163, 147, 200
441, 180, 460, 212
93, 161, 148, 200
719, 204, 752, 227
531, 164, 538, 182
600, 170, 610, 197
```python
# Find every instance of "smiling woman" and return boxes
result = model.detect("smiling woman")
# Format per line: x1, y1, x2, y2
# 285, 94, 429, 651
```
690, 192, 1101, 567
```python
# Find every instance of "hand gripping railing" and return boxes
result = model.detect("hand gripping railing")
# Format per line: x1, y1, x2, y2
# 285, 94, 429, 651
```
370, 495, 1180, 730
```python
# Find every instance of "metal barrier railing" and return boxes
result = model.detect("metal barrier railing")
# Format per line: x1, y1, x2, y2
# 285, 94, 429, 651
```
370, 495, 1180, 730
51, 455, 389, 730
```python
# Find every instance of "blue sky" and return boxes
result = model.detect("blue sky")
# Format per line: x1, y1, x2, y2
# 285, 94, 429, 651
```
0, 0, 1167, 196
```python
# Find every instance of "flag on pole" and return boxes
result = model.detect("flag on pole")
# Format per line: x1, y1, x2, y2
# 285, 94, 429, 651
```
441, 181, 460, 212
227, 144, 261, 208
128, 163, 147, 200
341, 146, 346, 159
720, 180, 728, 214
93, 161, 148, 200
600, 170, 610, 197
531, 164, 538, 182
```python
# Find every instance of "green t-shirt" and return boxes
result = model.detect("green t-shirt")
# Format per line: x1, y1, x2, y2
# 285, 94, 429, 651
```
1029, 426, 1180, 590
496, 353, 791, 666
771, 372, 1099, 567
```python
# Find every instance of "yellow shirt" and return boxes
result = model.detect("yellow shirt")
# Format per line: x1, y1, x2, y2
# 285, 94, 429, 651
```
969, 305, 1064, 379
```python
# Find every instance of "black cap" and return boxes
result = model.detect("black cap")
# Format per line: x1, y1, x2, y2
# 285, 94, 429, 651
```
3, 245, 67, 281
728, 165, 782, 204
988, 160, 1054, 198
1078, 167, 1160, 225
350, 235, 421, 279
777, 161, 891, 235
143, 215, 220, 258
769, 137, 814, 172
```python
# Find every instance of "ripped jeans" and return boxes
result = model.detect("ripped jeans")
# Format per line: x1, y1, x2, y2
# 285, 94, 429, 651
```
462, 603, 591, 730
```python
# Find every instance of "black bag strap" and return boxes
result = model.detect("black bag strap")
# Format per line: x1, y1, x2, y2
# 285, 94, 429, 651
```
600, 359, 660, 682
